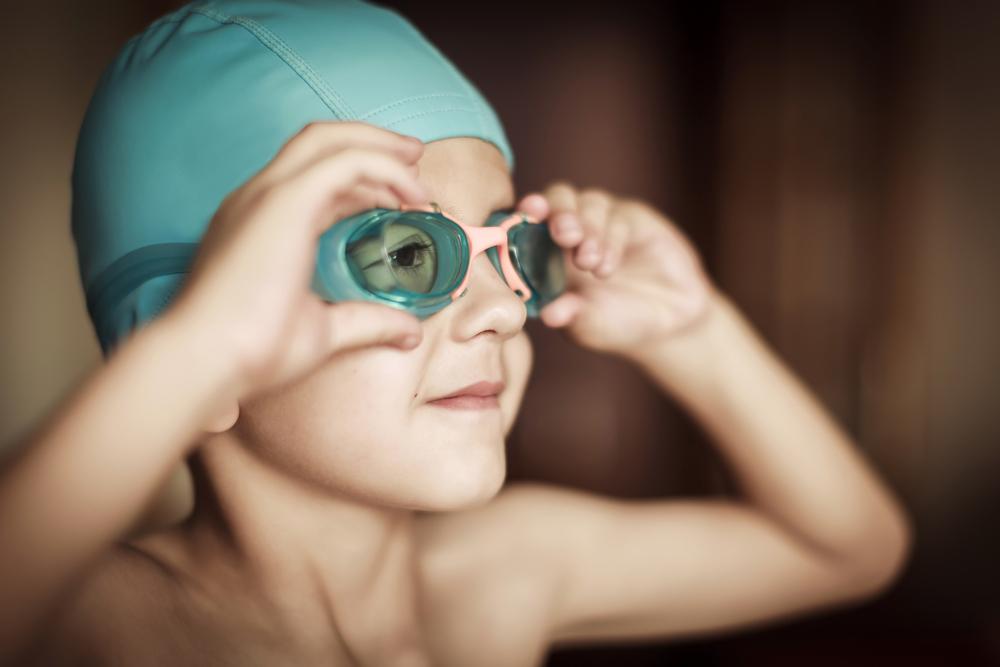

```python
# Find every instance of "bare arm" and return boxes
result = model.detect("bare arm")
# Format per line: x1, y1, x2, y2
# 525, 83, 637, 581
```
631, 292, 912, 583
0, 121, 428, 661
501, 185, 913, 645
0, 313, 236, 658
518, 292, 911, 645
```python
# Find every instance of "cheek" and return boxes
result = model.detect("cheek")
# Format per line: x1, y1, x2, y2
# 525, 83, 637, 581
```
237, 347, 422, 489
233, 331, 531, 510
501, 330, 533, 436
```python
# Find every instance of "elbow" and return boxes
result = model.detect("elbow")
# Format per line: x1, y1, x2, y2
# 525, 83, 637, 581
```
837, 505, 915, 602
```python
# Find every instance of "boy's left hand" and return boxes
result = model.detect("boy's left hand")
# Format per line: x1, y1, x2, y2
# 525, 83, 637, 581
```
516, 183, 716, 358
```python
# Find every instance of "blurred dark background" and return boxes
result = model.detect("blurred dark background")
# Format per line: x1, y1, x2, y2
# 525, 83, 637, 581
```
2, 0, 998, 664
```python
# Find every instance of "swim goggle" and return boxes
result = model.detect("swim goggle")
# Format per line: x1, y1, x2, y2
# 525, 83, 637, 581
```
311, 202, 567, 318
85, 202, 566, 344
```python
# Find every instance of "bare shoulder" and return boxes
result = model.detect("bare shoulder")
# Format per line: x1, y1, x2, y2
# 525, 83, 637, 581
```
25, 544, 183, 666
419, 479, 903, 651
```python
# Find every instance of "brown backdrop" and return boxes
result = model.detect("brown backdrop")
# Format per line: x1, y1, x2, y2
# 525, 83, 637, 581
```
2, 0, 997, 664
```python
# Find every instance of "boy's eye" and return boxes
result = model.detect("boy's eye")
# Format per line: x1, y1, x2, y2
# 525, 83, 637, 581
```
348, 231, 438, 294
389, 240, 433, 269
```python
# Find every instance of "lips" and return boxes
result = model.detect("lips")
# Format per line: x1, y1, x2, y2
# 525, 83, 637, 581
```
427, 380, 505, 410
430, 380, 505, 401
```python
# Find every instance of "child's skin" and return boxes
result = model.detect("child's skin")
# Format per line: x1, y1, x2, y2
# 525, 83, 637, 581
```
0, 122, 911, 666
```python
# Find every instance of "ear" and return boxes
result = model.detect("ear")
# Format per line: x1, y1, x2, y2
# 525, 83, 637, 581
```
205, 399, 240, 434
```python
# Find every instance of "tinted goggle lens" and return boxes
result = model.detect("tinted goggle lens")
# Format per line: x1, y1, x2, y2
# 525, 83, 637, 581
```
506, 218, 566, 306
344, 211, 465, 297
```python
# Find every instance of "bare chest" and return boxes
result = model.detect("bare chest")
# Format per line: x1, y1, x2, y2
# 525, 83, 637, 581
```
36, 542, 556, 667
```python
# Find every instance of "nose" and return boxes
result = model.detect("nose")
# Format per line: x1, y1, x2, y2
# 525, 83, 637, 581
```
447, 251, 527, 341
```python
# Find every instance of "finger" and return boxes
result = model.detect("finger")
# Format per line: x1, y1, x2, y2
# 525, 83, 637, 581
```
311, 183, 407, 238
326, 301, 423, 354
328, 182, 408, 218
545, 211, 584, 249
573, 190, 613, 271
278, 121, 424, 171
275, 148, 429, 231
594, 216, 630, 278
260, 121, 424, 185
539, 292, 585, 328
516, 194, 589, 260
541, 182, 585, 248
514, 192, 549, 221
543, 180, 579, 214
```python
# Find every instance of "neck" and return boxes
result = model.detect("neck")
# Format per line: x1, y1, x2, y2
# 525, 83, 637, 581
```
170, 430, 426, 661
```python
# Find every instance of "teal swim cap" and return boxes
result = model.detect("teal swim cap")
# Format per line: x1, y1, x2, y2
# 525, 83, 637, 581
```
72, 0, 514, 356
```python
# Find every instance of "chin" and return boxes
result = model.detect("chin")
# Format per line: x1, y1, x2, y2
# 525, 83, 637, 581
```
406, 430, 508, 512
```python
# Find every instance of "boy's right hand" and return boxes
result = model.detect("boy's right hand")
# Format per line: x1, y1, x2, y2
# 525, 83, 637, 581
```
165, 121, 429, 402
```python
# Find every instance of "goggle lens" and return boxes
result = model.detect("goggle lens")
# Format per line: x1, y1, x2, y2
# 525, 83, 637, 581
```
344, 212, 465, 297
507, 220, 566, 306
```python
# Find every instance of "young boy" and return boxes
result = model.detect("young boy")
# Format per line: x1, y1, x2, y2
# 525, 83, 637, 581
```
0, 1, 910, 664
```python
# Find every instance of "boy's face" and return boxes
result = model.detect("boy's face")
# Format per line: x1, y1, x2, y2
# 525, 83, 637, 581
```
234, 137, 533, 510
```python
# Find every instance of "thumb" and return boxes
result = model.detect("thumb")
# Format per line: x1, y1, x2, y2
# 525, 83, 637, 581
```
325, 301, 423, 354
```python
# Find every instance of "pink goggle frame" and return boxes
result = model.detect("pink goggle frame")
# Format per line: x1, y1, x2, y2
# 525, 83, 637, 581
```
399, 201, 544, 304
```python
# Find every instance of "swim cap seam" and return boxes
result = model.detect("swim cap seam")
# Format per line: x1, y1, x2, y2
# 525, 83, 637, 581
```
360, 93, 470, 121
376, 8, 487, 136
384, 107, 480, 129
188, 5, 358, 120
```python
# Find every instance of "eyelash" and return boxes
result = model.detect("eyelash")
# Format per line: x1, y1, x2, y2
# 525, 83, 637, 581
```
389, 241, 434, 271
